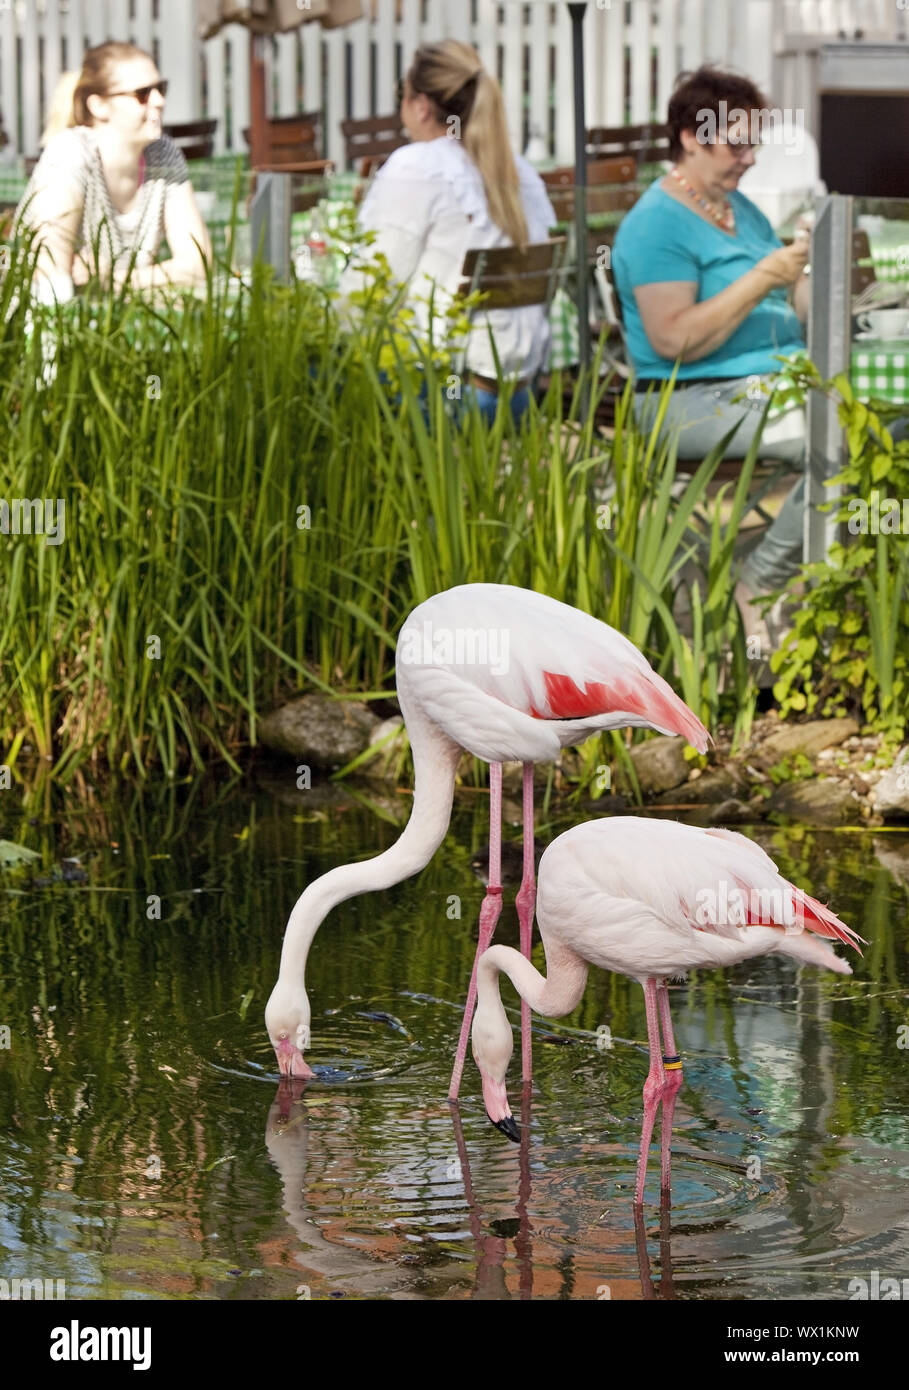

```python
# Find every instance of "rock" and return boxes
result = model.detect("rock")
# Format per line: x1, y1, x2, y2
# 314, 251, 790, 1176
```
873, 836, 909, 887
255, 772, 357, 811
758, 718, 859, 762
766, 778, 857, 823
654, 766, 747, 806
687, 798, 756, 827
871, 747, 909, 817
615, 735, 689, 796
502, 761, 550, 793
362, 716, 407, 780
259, 693, 380, 766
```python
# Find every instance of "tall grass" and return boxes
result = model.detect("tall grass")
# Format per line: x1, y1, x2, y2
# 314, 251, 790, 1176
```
0, 238, 756, 782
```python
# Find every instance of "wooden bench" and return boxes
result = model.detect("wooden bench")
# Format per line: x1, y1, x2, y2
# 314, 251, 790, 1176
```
163, 118, 218, 162
341, 114, 407, 177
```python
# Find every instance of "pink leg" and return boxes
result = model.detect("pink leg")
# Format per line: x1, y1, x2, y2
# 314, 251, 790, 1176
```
656, 983, 683, 1200
634, 977, 665, 1207
448, 762, 503, 1102
514, 761, 536, 1083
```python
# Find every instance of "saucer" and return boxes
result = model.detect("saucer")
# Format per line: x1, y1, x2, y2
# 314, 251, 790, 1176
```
854, 331, 909, 343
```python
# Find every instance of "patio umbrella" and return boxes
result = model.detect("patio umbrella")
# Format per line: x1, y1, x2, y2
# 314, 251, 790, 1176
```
197, 0, 364, 168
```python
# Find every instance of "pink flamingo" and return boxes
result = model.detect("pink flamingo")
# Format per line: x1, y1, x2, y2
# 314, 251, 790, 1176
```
265, 584, 709, 1090
471, 816, 862, 1204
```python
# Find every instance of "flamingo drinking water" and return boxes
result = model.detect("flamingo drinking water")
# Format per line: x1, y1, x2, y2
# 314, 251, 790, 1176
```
265, 584, 709, 1092
471, 817, 862, 1204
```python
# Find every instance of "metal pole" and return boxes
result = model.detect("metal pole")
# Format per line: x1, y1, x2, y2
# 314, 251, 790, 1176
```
805, 194, 852, 564
250, 172, 292, 283
568, 2, 591, 392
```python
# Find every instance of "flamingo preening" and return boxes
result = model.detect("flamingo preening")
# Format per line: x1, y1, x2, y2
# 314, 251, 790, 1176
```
471, 817, 863, 1205
265, 584, 709, 1091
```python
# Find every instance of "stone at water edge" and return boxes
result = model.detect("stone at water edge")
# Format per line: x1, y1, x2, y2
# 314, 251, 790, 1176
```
361, 715, 407, 780
653, 766, 748, 806
757, 717, 860, 762
871, 747, 909, 818
613, 735, 689, 796
259, 693, 380, 766
766, 777, 857, 824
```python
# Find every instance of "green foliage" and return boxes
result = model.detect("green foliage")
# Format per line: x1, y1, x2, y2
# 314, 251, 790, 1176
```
0, 231, 759, 783
769, 369, 909, 742
766, 752, 814, 785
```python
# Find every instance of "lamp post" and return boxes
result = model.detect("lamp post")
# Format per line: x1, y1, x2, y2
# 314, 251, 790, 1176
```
568, 2, 591, 379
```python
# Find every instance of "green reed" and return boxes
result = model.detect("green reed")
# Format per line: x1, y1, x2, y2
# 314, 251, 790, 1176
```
0, 242, 756, 783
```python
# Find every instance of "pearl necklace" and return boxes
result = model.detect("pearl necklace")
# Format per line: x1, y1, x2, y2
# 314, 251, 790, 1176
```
669, 165, 735, 234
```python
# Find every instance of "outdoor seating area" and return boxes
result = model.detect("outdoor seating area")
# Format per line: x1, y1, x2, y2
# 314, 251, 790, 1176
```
1, 0, 908, 1330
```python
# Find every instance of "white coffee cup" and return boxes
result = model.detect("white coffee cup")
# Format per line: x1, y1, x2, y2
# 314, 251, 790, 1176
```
858, 308, 909, 339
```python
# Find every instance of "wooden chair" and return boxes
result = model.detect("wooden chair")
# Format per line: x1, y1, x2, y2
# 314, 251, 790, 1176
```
586, 122, 670, 170
541, 158, 639, 390
542, 156, 638, 223
852, 228, 876, 297
163, 118, 218, 162
243, 111, 330, 176
0, 198, 17, 241
456, 237, 567, 388
341, 114, 407, 176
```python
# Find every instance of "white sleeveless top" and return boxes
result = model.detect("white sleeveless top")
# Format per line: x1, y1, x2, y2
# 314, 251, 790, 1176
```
342, 137, 557, 379
17, 126, 188, 279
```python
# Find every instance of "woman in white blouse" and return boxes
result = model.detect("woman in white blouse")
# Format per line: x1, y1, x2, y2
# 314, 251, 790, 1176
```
17, 40, 211, 303
344, 40, 556, 422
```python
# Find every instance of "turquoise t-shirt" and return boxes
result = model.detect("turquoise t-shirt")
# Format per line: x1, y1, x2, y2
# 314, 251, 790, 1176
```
612, 181, 805, 380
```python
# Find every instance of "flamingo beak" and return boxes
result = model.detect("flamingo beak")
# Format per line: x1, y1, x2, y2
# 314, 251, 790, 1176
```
492, 1113, 520, 1142
275, 1037, 315, 1080
481, 1072, 519, 1142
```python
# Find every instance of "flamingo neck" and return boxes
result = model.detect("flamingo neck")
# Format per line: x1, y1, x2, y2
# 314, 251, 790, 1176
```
276, 705, 462, 987
478, 937, 589, 1018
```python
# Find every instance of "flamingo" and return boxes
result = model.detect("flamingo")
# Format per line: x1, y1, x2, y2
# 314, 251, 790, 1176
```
265, 584, 710, 1091
471, 816, 863, 1205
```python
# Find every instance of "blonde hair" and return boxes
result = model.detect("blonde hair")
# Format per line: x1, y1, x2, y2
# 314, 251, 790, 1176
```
406, 40, 529, 251
41, 41, 153, 144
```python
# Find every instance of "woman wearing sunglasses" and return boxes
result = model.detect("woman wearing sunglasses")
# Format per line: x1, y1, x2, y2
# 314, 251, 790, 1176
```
17, 41, 211, 301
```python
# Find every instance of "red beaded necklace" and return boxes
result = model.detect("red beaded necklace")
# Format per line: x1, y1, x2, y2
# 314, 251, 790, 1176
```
669, 165, 735, 234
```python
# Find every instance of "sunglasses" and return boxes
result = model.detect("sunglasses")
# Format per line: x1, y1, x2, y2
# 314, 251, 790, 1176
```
106, 79, 169, 104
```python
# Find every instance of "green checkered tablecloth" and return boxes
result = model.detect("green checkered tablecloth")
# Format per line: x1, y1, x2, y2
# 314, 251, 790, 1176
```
851, 340, 909, 403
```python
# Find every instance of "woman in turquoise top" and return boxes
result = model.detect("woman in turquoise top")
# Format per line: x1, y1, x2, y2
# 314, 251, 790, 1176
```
613, 65, 811, 628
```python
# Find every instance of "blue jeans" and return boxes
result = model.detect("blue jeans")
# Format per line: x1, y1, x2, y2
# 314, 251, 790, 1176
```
459, 383, 533, 425
633, 375, 807, 593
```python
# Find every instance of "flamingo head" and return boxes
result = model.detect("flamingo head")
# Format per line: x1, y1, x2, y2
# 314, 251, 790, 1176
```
471, 984, 519, 1142
265, 981, 314, 1080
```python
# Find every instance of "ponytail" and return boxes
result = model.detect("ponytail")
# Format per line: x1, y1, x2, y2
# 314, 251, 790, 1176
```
41, 71, 79, 146
407, 40, 529, 251
462, 68, 528, 252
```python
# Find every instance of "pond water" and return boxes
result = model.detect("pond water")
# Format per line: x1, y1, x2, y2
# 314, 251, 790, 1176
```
1, 769, 908, 1301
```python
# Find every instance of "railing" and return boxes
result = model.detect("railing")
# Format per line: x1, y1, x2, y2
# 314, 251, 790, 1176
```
1, 0, 902, 168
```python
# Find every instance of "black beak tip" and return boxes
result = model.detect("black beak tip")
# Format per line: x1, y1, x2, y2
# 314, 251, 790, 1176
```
490, 1113, 520, 1143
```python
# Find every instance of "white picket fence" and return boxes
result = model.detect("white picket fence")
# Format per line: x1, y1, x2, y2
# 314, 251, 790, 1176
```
1, 0, 905, 166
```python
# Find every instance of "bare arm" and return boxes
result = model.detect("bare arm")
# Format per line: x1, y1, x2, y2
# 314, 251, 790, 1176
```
791, 265, 811, 323
18, 177, 82, 291
634, 240, 811, 363
118, 181, 212, 290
